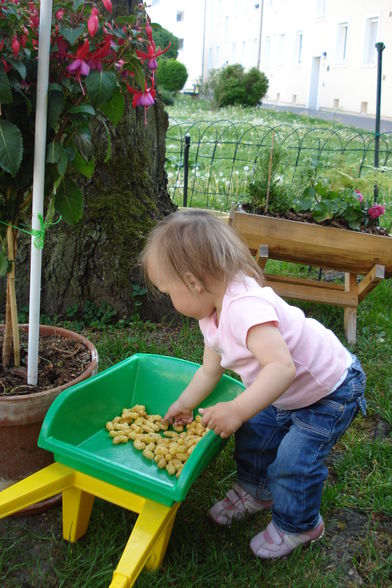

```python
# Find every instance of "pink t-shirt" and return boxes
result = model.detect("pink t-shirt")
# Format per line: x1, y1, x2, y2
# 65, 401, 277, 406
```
199, 274, 349, 410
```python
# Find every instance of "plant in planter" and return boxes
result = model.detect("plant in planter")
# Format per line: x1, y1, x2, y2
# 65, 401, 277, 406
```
0, 0, 168, 494
0, 0, 166, 373
245, 153, 391, 235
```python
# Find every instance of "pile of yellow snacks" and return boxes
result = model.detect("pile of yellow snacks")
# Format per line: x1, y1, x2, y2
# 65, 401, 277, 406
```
105, 404, 208, 477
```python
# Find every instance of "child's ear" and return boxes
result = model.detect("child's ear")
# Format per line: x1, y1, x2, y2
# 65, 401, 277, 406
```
185, 272, 203, 294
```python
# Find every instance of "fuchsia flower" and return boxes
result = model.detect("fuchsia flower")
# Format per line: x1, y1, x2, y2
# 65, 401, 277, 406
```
55, 8, 64, 21
127, 79, 156, 125
67, 40, 91, 92
136, 38, 170, 71
368, 204, 386, 219
87, 37, 113, 71
88, 7, 99, 38
102, 0, 112, 13
11, 35, 19, 57
355, 189, 364, 203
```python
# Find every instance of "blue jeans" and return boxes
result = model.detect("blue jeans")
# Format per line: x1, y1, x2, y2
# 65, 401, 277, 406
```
234, 355, 366, 534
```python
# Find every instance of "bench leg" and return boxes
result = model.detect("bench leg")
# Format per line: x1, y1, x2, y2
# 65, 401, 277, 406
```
344, 307, 357, 345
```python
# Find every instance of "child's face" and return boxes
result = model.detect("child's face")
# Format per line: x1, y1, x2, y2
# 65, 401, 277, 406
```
147, 256, 216, 320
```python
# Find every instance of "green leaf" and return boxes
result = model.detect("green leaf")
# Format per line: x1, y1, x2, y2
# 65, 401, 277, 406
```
6, 58, 26, 79
0, 67, 12, 104
99, 89, 125, 127
100, 118, 112, 163
67, 104, 96, 116
0, 120, 23, 177
115, 15, 136, 26
85, 71, 116, 107
71, 149, 95, 178
60, 25, 84, 45
57, 148, 68, 176
72, 129, 94, 161
54, 177, 83, 225
48, 89, 65, 130
312, 201, 332, 223
73, 0, 85, 10
46, 141, 62, 164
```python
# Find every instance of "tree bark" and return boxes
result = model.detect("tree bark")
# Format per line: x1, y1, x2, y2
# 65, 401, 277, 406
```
12, 0, 175, 319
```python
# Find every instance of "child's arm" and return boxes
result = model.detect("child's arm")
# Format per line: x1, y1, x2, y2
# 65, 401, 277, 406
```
199, 322, 296, 437
163, 345, 224, 424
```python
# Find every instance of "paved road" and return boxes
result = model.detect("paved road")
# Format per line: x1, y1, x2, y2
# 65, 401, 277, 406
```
261, 102, 392, 133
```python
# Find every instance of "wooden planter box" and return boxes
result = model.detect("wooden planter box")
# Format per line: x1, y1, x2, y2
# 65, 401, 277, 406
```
230, 210, 392, 344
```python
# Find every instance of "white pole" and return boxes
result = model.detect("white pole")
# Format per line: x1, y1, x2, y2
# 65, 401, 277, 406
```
27, 0, 53, 385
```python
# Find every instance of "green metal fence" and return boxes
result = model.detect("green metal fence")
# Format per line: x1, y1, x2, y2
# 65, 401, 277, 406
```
165, 119, 392, 210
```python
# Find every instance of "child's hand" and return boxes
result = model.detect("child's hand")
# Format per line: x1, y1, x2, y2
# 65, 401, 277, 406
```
199, 401, 243, 438
163, 399, 193, 425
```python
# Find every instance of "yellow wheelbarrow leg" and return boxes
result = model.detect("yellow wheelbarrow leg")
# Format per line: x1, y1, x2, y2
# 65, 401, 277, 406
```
109, 500, 180, 588
62, 486, 95, 542
0, 463, 74, 518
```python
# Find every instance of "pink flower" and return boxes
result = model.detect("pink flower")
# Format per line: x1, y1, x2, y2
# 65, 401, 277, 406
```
368, 204, 386, 219
11, 35, 19, 57
88, 8, 99, 38
145, 20, 153, 41
87, 37, 112, 71
355, 189, 364, 203
55, 8, 64, 21
136, 40, 170, 71
67, 40, 91, 92
127, 80, 156, 125
102, 0, 112, 13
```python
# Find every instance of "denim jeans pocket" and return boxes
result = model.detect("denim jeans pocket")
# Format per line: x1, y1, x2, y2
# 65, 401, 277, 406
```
292, 398, 346, 440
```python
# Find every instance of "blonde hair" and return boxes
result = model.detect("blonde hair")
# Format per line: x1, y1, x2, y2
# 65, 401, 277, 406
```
140, 209, 264, 291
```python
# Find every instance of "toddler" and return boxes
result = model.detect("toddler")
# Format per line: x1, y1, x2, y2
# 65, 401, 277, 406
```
140, 209, 366, 559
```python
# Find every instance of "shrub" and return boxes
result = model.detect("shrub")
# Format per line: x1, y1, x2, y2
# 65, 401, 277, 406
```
156, 59, 188, 93
152, 24, 179, 60
158, 87, 177, 105
214, 64, 269, 107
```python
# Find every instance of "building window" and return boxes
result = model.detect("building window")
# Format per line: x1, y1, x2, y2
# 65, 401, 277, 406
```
176, 11, 184, 22
336, 22, 348, 63
295, 31, 303, 64
178, 38, 184, 50
151, 0, 159, 5
231, 42, 237, 61
363, 17, 378, 64
316, 0, 325, 18
264, 36, 271, 66
277, 33, 285, 65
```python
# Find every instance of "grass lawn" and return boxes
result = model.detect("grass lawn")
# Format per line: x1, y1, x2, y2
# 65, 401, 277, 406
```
0, 98, 391, 587
0, 275, 391, 587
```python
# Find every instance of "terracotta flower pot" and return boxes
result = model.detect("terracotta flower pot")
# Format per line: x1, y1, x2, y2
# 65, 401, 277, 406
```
0, 325, 98, 509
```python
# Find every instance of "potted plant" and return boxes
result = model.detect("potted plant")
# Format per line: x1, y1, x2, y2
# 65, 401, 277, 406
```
0, 0, 167, 494
231, 156, 392, 343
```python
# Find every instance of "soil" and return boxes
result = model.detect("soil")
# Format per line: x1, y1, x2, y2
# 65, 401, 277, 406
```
0, 332, 91, 396
241, 203, 391, 236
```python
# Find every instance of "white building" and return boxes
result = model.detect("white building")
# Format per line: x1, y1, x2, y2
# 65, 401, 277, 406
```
147, 0, 207, 91
147, 0, 392, 118
261, 0, 392, 117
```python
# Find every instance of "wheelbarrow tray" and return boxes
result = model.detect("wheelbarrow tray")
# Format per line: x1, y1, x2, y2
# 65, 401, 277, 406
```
38, 353, 244, 506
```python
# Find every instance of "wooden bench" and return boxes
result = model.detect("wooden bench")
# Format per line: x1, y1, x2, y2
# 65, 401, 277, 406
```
229, 209, 392, 344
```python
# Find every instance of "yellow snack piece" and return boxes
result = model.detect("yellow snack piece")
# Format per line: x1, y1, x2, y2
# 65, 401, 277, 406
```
142, 449, 154, 460
106, 404, 209, 475
113, 435, 128, 444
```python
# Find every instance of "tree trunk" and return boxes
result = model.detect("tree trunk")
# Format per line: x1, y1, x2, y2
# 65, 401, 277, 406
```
12, 1, 175, 320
